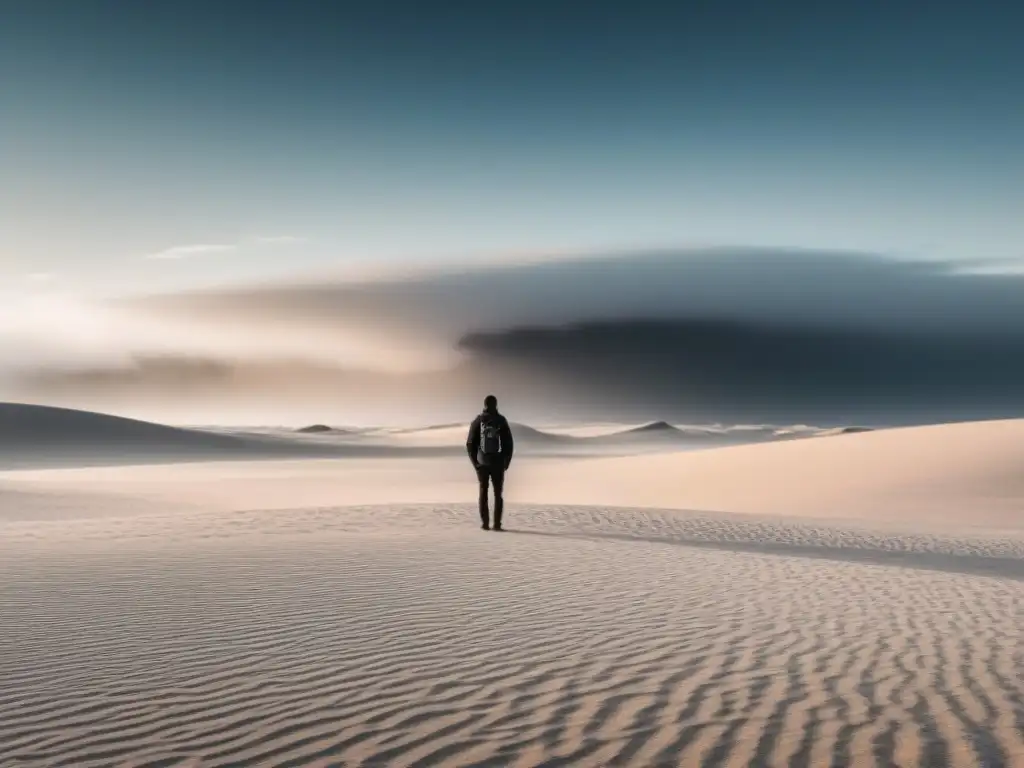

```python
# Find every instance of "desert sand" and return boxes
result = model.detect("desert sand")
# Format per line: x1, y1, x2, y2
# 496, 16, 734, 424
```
2, 407, 1023, 767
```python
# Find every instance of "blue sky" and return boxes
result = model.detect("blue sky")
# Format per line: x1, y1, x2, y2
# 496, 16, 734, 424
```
2, 0, 1023, 296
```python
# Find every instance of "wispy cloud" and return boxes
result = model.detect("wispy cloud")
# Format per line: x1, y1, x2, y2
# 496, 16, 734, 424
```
950, 257, 1024, 276
24, 272, 56, 283
252, 235, 308, 245
145, 243, 237, 260
144, 236, 306, 261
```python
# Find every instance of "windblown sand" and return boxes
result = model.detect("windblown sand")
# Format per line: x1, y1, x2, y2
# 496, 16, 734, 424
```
3, 421, 1024, 767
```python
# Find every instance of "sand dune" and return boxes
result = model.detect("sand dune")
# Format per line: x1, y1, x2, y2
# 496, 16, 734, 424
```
619, 419, 682, 434
807, 425, 874, 437
0, 402, 277, 469
295, 423, 340, 434
3, 416, 1023, 766
2, 503, 1022, 767
0, 403, 720, 471
509, 421, 579, 442
596, 421, 788, 448
0, 403, 458, 469
521, 418, 1024, 533
367, 419, 827, 452
1, 401, 873, 472
0, 401, 249, 449
15, 417, 1021, 532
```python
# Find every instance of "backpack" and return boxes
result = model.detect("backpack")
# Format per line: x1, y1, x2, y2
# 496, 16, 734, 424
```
480, 420, 502, 455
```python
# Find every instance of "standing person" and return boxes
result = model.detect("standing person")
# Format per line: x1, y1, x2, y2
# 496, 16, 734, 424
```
466, 394, 514, 531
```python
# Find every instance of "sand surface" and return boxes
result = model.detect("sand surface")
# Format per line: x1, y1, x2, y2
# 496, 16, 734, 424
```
2, 416, 1023, 767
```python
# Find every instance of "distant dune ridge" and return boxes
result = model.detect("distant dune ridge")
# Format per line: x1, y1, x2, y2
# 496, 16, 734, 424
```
507, 421, 578, 442
295, 423, 336, 433
0, 403, 455, 469
2, 403, 1023, 765
522, 418, 1024, 532
0, 401, 249, 454
813, 425, 875, 436
0, 401, 225, 443
3, 402, 858, 470
623, 420, 680, 433
5, 408, 1015, 531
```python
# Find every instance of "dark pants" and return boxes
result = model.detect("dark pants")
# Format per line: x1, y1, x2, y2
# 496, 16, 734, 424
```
475, 463, 505, 527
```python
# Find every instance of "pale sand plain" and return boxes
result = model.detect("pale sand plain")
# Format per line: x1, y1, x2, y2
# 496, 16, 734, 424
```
2, 416, 1023, 767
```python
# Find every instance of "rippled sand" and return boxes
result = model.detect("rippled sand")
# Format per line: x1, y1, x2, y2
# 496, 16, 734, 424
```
3, 503, 1022, 767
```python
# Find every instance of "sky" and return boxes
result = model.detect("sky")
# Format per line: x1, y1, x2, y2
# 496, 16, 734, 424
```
2, 0, 1023, 297
2, 1, 1024, 425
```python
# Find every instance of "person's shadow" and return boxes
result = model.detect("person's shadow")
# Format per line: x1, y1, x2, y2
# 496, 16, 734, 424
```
498, 527, 1024, 582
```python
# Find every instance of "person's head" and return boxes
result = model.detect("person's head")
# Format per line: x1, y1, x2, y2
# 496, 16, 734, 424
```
483, 394, 498, 411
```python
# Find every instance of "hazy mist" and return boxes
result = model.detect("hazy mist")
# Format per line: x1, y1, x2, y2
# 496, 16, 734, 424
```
6, 248, 1024, 426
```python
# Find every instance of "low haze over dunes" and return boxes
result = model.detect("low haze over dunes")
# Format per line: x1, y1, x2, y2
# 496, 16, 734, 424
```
0, 402, 846, 470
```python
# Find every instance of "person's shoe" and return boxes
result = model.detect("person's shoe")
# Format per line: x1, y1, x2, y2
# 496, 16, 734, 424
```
481, 523, 490, 530
493, 524, 503, 532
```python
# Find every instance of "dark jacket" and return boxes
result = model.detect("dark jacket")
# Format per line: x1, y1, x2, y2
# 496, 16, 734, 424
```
466, 407, 514, 469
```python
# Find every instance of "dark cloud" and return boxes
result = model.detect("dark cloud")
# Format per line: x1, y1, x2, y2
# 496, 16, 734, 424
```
125, 247, 1024, 337
458, 318, 1024, 424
